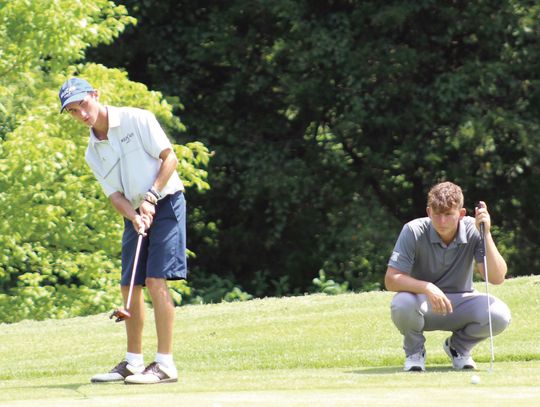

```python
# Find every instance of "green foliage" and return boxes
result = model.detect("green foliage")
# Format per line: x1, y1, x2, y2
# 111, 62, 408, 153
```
89, 0, 540, 300
311, 270, 349, 295
167, 279, 192, 306
185, 273, 253, 304
174, 142, 211, 192
223, 286, 254, 302
0, 0, 135, 117
0, 1, 210, 322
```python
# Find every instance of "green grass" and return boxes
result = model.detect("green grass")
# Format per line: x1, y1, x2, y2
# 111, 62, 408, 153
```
0, 275, 539, 406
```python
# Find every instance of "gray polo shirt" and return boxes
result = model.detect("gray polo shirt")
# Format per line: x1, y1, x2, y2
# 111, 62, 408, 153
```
388, 216, 484, 293
85, 106, 184, 209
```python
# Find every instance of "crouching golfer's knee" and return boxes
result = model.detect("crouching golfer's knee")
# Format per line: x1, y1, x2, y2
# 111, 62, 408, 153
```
390, 292, 426, 334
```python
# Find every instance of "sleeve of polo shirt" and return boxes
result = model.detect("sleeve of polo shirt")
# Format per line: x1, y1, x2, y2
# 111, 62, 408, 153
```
93, 171, 118, 198
388, 224, 417, 273
137, 110, 173, 159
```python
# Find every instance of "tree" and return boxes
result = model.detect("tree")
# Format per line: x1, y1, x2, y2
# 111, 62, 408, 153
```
0, 0, 210, 322
90, 0, 540, 298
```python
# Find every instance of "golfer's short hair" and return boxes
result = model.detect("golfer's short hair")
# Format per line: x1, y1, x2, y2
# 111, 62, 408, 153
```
427, 181, 464, 212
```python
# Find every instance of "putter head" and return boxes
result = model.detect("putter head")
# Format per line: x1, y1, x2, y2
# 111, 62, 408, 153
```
109, 308, 131, 323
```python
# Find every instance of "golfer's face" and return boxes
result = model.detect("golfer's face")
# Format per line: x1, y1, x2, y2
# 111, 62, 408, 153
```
65, 93, 100, 127
428, 206, 464, 238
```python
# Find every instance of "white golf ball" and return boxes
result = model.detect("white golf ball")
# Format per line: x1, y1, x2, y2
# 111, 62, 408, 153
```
470, 374, 480, 384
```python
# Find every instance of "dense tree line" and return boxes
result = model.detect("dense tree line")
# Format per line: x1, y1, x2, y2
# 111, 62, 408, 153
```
89, 0, 540, 300
3, 1, 540, 323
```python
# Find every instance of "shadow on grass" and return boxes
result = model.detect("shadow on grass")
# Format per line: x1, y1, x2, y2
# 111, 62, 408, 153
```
1, 381, 89, 389
3, 381, 100, 400
35, 382, 95, 390
347, 366, 455, 374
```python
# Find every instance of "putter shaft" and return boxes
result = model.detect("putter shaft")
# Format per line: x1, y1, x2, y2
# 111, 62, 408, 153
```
125, 232, 144, 310
480, 221, 495, 371
110, 228, 145, 323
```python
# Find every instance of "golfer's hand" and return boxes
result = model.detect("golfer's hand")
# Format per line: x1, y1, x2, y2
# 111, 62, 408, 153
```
475, 201, 491, 233
133, 214, 151, 235
139, 200, 156, 223
425, 283, 453, 315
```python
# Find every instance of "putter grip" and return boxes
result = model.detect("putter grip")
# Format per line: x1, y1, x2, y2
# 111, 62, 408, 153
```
476, 201, 486, 236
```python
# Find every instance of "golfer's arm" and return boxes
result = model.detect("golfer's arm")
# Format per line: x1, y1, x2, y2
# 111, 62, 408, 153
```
480, 232, 507, 285
384, 267, 434, 294
109, 192, 139, 222
152, 148, 178, 193
108, 149, 177, 219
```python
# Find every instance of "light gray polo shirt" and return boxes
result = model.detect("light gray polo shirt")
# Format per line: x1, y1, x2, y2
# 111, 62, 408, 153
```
388, 216, 484, 293
85, 105, 184, 209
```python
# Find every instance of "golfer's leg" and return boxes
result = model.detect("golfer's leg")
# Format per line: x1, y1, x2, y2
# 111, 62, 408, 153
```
146, 277, 175, 354
449, 293, 511, 355
391, 292, 427, 355
122, 285, 145, 354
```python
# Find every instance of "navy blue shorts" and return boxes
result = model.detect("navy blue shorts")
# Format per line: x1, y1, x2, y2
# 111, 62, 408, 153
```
121, 191, 187, 286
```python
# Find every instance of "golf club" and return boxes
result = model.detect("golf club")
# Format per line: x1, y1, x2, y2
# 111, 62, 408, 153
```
110, 227, 145, 323
477, 201, 495, 372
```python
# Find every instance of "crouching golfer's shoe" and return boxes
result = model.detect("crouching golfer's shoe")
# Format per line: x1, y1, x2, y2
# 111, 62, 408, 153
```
124, 361, 178, 384
444, 337, 477, 370
91, 361, 145, 383
404, 349, 426, 372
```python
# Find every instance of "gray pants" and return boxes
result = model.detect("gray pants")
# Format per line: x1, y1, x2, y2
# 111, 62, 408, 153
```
390, 291, 511, 356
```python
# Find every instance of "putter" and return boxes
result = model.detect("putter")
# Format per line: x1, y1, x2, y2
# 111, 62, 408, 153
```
477, 202, 495, 372
110, 227, 145, 323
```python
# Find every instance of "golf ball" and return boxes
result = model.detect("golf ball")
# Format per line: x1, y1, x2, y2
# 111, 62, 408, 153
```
470, 374, 480, 384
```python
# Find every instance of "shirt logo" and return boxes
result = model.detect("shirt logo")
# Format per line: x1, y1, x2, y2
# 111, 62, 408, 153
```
121, 133, 135, 144
390, 251, 400, 262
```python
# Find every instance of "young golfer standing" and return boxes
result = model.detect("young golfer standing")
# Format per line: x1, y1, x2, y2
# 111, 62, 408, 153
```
385, 181, 511, 371
59, 77, 186, 384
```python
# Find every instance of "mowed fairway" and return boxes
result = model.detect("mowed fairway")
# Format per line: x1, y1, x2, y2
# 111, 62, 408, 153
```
0, 276, 539, 406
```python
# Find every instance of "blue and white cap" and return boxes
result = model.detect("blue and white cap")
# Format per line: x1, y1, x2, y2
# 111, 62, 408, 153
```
59, 77, 94, 113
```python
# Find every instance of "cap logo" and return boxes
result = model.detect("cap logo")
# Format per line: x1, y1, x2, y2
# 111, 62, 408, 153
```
60, 85, 78, 99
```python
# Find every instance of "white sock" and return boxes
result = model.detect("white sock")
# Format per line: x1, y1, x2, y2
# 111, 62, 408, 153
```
155, 353, 174, 369
126, 352, 144, 367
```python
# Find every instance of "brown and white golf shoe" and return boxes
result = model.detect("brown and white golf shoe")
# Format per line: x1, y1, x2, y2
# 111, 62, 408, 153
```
124, 361, 178, 384
91, 361, 145, 383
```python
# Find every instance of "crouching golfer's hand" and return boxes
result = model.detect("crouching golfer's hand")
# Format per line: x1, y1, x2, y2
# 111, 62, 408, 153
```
475, 200, 491, 234
425, 282, 453, 315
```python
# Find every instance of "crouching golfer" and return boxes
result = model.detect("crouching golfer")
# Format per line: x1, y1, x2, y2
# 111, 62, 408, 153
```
385, 181, 511, 371
59, 78, 186, 384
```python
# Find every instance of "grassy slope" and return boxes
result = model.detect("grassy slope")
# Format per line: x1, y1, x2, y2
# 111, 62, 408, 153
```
0, 275, 539, 406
